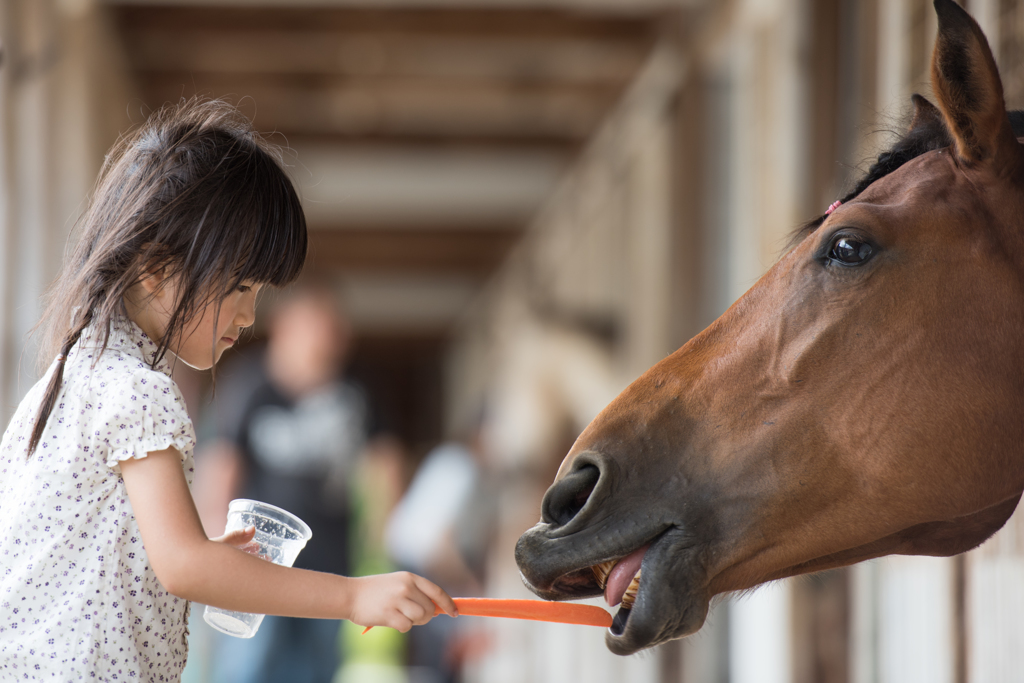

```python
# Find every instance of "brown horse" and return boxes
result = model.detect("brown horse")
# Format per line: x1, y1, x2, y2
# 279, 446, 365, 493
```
516, 0, 1024, 656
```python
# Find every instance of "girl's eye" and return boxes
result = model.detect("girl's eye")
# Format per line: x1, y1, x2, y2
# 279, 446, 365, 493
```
236, 284, 251, 294
828, 236, 874, 266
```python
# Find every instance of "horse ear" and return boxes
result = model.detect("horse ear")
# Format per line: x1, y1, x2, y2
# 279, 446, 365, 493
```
908, 94, 944, 134
930, 0, 1021, 169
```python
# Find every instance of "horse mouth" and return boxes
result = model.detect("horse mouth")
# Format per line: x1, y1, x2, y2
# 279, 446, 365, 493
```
543, 541, 654, 638
542, 547, 648, 637
517, 524, 710, 654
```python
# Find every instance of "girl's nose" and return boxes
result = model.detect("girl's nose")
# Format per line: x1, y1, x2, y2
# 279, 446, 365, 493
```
236, 291, 258, 328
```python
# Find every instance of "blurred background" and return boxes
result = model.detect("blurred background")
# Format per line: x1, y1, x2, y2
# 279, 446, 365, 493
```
1, 0, 1023, 682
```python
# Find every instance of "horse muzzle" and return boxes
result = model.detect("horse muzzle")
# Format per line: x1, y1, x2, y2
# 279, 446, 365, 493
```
514, 451, 713, 654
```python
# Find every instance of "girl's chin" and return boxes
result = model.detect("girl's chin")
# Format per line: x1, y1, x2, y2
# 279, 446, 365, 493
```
173, 342, 230, 371
176, 353, 216, 371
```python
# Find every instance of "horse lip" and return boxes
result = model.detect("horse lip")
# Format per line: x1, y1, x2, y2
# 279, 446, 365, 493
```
603, 535, 666, 651
515, 523, 605, 599
604, 531, 709, 655
515, 520, 673, 599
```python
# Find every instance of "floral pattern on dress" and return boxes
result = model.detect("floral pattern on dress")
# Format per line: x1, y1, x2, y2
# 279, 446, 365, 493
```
0, 316, 196, 681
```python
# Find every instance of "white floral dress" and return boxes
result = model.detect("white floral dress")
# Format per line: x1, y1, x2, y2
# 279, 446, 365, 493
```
0, 316, 196, 681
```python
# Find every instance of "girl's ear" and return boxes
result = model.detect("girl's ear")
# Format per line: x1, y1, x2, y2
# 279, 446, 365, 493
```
138, 264, 170, 298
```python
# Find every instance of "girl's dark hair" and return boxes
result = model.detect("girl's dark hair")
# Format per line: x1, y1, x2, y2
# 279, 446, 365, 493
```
28, 97, 307, 454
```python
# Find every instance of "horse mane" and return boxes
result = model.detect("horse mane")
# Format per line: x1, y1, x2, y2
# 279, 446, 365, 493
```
788, 109, 1024, 248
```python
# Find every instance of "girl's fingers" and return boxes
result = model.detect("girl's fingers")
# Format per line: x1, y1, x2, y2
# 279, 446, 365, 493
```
211, 525, 256, 547
398, 586, 434, 623
360, 572, 456, 634
415, 576, 458, 617
390, 572, 435, 618
389, 610, 414, 632
399, 598, 434, 626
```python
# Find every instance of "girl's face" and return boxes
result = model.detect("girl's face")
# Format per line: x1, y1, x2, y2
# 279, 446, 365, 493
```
132, 273, 263, 370
174, 282, 263, 370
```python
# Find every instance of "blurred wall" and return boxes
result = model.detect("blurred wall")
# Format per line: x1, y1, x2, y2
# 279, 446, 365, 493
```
0, 0, 136, 417
449, 40, 683, 683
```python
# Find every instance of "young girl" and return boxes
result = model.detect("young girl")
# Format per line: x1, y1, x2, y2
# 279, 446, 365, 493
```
0, 99, 456, 681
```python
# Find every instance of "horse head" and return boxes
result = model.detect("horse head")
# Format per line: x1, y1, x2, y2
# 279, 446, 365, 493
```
516, 0, 1024, 655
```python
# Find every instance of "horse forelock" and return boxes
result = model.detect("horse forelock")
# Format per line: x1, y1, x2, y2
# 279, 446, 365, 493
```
787, 109, 1024, 251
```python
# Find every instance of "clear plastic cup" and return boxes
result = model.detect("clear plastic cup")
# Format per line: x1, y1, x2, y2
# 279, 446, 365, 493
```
203, 499, 313, 638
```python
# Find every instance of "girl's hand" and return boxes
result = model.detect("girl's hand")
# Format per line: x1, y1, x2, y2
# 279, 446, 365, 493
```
347, 572, 457, 633
211, 525, 260, 555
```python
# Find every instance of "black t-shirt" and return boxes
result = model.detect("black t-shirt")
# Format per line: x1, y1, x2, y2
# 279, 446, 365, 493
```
212, 351, 373, 575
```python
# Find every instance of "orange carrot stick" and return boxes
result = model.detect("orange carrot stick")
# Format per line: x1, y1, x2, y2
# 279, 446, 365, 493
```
361, 598, 612, 634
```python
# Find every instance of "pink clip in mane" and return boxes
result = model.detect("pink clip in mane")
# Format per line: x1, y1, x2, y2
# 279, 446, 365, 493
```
826, 200, 842, 216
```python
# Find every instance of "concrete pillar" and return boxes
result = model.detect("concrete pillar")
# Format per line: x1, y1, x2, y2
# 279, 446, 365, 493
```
967, 0, 999, 51
965, 508, 1024, 683
624, 113, 674, 376
0, 0, 15, 421
878, 556, 955, 683
850, 560, 879, 683
1, 0, 56, 416
877, 0, 910, 130
0, 0, 134, 420
730, 583, 793, 683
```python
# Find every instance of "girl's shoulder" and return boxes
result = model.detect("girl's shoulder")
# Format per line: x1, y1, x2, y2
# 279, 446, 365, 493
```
2, 317, 195, 465
51, 324, 195, 462
0, 352, 191, 464
63, 315, 181, 399
64, 337, 182, 405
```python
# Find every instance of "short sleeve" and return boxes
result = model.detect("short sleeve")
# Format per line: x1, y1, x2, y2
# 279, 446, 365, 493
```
94, 368, 196, 469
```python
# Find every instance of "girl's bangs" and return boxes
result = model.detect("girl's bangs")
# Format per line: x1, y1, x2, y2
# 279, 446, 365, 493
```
228, 157, 307, 289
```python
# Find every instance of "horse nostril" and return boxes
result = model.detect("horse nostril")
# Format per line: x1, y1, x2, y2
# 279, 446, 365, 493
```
542, 464, 601, 527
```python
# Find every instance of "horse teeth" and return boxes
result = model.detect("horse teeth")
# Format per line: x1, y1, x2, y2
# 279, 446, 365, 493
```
621, 571, 641, 609
591, 561, 641, 609
592, 560, 616, 589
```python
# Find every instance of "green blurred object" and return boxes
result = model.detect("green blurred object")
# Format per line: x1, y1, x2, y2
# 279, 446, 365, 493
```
334, 448, 408, 683
340, 606, 403, 666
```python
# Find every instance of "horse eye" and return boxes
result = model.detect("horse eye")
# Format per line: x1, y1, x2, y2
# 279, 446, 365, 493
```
829, 236, 874, 265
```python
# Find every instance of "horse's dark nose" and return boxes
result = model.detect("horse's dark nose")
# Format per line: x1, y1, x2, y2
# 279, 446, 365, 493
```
541, 463, 601, 527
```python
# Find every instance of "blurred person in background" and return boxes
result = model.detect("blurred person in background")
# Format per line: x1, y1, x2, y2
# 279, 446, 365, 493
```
194, 283, 377, 683
385, 418, 498, 683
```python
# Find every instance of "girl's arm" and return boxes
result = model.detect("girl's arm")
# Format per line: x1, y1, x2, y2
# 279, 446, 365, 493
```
121, 446, 457, 632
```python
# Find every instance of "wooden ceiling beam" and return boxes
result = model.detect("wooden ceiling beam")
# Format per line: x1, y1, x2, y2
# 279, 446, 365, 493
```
115, 5, 662, 141
114, 6, 663, 41
121, 29, 651, 86
277, 131, 581, 153
140, 74, 616, 139
307, 227, 521, 275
